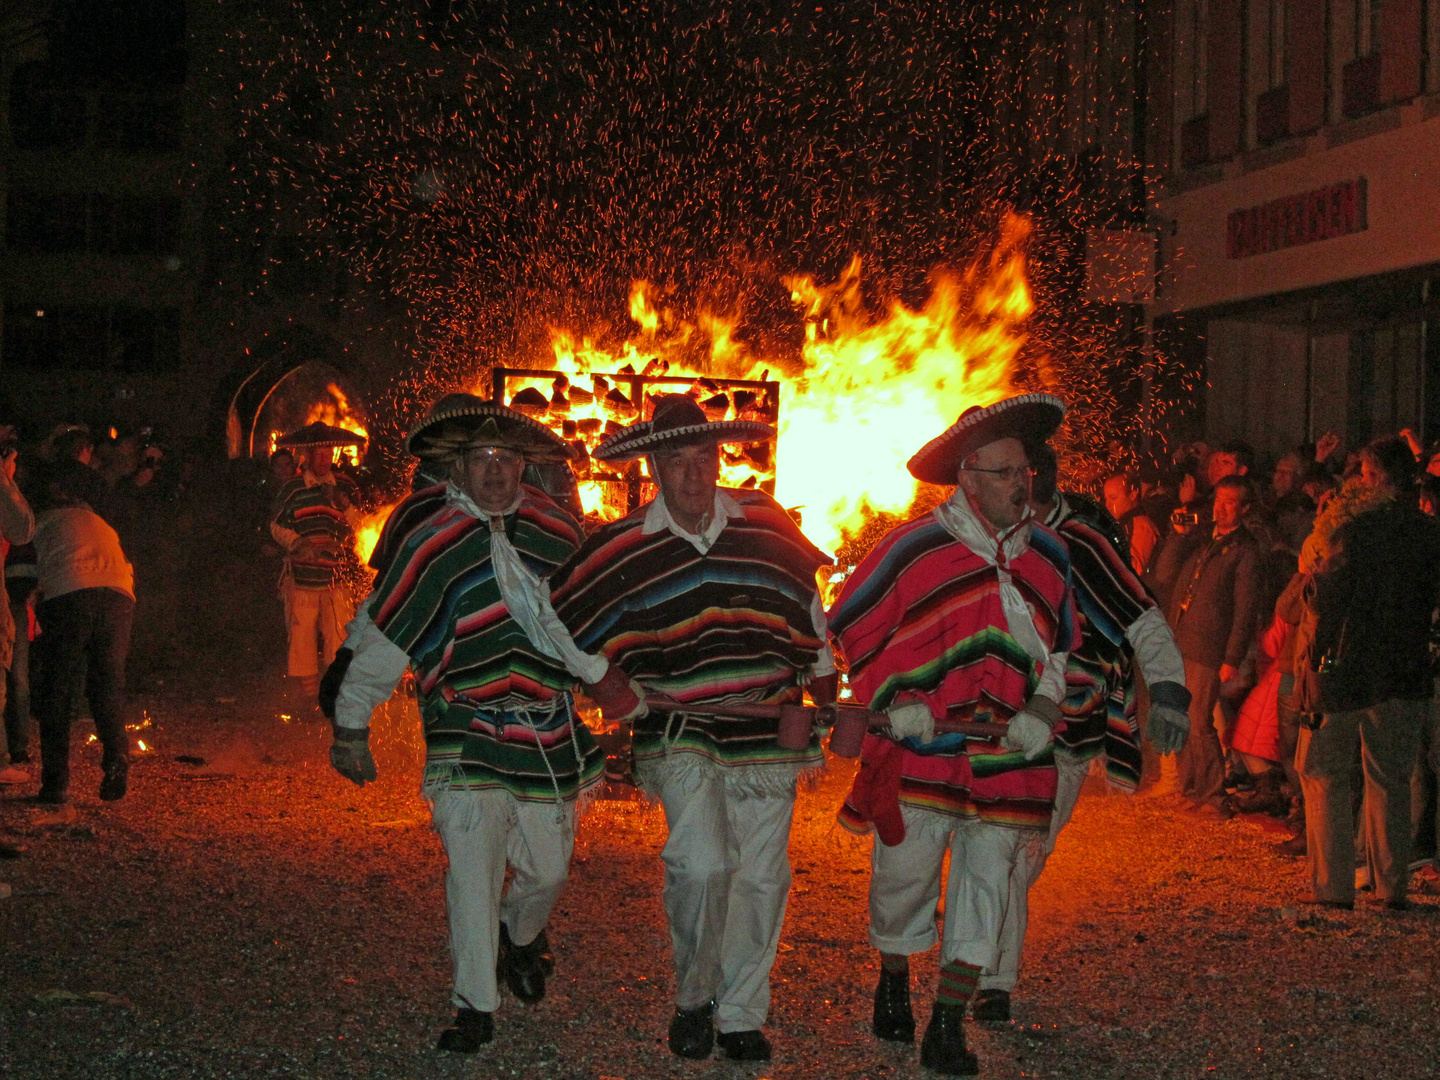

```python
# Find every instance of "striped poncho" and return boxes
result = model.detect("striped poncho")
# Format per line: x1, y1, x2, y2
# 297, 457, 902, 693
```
1044, 494, 1154, 790
367, 486, 602, 800
830, 510, 1078, 832
548, 489, 829, 786
272, 473, 360, 589
368, 482, 447, 576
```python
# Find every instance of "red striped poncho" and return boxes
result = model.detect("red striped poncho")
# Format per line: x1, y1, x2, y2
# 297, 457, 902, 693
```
829, 513, 1079, 833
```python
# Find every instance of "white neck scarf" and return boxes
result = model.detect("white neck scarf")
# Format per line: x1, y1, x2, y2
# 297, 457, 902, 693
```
445, 482, 607, 684
932, 488, 1049, 665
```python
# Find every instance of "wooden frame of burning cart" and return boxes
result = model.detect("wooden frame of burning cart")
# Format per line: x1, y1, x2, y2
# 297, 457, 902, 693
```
489, 367, 782, 516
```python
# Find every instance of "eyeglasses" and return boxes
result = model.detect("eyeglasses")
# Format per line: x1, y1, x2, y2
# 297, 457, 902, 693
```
463, 446, 523, 467
959, 466, 1035, 483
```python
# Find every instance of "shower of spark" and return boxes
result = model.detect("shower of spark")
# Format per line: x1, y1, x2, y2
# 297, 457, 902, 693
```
220, 0, 1200, 560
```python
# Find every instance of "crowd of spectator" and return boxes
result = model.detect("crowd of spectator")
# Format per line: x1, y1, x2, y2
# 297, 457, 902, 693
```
1106, 431, 1440, 907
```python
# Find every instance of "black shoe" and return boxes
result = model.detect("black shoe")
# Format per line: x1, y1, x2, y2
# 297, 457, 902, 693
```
9, 750, 31, 765
33, 786, 68, 806
1297, 892, 1353, 911
873, 968, 915, 1042
920, 1003, 979, 1076
497, 923, 549, 1003
972, 988, 1011, 1022
716, 1029, 771, 1061
668, 1002, 714, 1059
99, 757, 129, 802
436, 1007, 493, 1052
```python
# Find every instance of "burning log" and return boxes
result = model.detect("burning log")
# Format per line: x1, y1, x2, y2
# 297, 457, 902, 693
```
700, 392, 730, 420
510, 386, 549, 412
603, 388, 637, 417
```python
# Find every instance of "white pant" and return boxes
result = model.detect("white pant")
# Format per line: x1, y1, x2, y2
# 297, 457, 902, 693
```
430, 787, 575, 1013
285, 585, 353, 678
979, 751, 1088, 991
655, 768, 796, 1032
869, 805, 1045, 975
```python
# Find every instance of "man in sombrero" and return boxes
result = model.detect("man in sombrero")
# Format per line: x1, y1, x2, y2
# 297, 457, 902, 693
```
270, 421, 365, 697
548, 393, 837, 1063
326, 394, 603, 1052
826, 393, 1079, 1076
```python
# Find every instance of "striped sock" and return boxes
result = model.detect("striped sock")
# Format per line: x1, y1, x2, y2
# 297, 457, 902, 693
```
936, 960, 982, 1008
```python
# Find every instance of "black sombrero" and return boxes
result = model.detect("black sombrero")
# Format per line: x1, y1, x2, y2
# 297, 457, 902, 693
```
591, 393, 774, 463
405, 393, 577, 463
907, 392, 1066, 485
275, 421, 367, 450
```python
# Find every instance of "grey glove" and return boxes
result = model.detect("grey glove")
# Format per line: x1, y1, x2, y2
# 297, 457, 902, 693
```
1002, 711, 1054, 760
1147, 704, 1190, 755
330, 727, 377, 786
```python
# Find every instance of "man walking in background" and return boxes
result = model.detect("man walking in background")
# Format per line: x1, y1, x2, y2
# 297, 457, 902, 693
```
270, 422, 364, 698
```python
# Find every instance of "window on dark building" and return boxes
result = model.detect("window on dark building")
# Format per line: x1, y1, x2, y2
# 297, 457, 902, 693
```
2, 304, 180, 373
5, 188, 88, 253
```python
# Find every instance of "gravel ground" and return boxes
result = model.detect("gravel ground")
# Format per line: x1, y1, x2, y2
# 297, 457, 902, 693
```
3, 671, 1438, 1080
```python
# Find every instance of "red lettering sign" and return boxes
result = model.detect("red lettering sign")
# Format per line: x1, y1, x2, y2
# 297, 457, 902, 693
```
1226, 179, 1367, 259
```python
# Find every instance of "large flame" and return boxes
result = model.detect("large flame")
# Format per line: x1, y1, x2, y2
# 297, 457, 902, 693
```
486, 215, 1035, 555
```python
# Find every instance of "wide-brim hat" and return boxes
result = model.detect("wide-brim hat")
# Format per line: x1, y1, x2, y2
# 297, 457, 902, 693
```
592, 393, 774, 463
907, 392, 1066, 485
405, 393, 577, 463
276, 421, 367, 449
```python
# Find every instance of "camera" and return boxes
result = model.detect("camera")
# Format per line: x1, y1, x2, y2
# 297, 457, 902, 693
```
1171, 509, 1201, 527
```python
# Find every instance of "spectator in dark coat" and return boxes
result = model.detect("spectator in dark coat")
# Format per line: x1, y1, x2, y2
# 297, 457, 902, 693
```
1153, 476, 1263, 816
1296, 438, 1440, 909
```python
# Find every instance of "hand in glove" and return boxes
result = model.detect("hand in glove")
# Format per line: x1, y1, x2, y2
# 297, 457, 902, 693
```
1002, 710, 1054, 760
330, 727, 377, 787
885, 700, 935, 744
583, 663, 649, 723
1147, 704, 1191, 755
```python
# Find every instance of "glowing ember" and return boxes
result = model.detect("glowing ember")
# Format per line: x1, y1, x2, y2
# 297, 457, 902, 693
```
137, 740, 150, 753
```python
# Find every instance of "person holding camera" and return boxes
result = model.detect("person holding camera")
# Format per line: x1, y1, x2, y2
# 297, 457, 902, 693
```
1151, 476, 1262, 817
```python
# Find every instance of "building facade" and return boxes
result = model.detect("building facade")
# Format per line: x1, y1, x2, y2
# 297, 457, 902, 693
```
1153, 0, 1440, 461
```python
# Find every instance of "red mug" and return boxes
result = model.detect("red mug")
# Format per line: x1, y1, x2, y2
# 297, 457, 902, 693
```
828, 709, 868, 758
776, 704, 814, 750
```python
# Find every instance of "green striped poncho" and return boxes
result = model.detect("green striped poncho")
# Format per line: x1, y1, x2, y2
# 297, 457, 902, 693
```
367, 487, 603, 801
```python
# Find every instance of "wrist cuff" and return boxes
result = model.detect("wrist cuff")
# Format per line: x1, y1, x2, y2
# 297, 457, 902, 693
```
1023, 695, 1063, 729
1150, 680, 1192, 713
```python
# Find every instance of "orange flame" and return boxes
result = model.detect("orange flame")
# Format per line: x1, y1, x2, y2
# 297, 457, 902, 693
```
481, 214, 1037, 555
353, 500, 401, 565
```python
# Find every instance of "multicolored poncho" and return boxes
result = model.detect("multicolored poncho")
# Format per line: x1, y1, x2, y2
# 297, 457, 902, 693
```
1044, 494, 1154, 790
272, 473, 360, 589
830, 509, 1078, 832
367, 487, 602, 800
548, 489, 829, 784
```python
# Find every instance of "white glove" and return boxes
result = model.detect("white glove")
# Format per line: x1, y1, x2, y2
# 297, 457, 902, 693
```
1147, 704, 1191, 755
886, 701, 935, 743
1002, 711, 1054, 760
